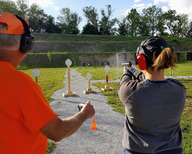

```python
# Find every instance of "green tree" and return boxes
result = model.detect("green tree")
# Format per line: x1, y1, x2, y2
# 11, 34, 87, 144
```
82, 23, 99, 35
57, 8, 82, 34
163, 10, 178, 36
16, 0, 28, 18
156, 13, 167, 36
117, 18, 128, 36
142, 5, 164, 36
0, 0, 18, 14
99, 5, 118, 35
44, 15, 62, 33
137, 15, 150, 36
126, 8, 140, 36
176, 14, 189, 37
28, 4, 61, 33
83, 6, 99, 31
0, 0, 29, 18
163, 10, 189, 37
0, 0, 62, 33
28, 4, 47, 32
187, 22, 192, 38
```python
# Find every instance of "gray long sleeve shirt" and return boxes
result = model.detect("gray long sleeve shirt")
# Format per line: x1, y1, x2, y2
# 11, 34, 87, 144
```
118, 70, 186, 153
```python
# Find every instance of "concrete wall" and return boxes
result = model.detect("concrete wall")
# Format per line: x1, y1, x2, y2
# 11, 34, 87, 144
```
19, 52, 189, 68
20, 52, 136, 68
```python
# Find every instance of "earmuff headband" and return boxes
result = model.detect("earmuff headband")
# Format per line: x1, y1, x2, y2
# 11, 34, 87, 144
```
14, 15, 30, 35
14, 15, 34, 53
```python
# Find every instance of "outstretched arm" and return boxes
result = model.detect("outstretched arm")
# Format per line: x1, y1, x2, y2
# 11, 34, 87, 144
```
118, 67, 145, 104
39, 101, 95, 142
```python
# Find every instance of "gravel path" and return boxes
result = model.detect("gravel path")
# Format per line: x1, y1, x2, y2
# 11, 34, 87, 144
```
50, 68, 124, 154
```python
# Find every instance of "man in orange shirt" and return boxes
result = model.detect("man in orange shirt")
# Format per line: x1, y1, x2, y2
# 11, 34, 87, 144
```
0, 13, 95, 153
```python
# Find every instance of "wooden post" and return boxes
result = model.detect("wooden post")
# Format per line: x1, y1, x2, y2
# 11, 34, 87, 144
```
63, 65, 77, 97
63, 59, 77, 97
88, 79, 91, 90
68, 66, 71, 93
83, 73, 96, 94
35, 77, 38, 84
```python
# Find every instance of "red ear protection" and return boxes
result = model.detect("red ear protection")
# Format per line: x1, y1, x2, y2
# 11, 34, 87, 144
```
137, 53, 147, 70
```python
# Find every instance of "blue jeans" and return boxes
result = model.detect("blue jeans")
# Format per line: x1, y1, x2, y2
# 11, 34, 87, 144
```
123, 148, 183, 154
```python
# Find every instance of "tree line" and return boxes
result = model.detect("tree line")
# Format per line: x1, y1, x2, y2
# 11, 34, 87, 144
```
1, 0, 192, 37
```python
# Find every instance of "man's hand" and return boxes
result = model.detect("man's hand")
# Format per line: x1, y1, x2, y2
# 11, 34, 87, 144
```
40, 101, 95, 142
81, 101, 95, 119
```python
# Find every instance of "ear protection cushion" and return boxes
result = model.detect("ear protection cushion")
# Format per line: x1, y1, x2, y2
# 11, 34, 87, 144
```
137, 53, 147, 70
20, 32, 34, 53
15, 15, 34, 53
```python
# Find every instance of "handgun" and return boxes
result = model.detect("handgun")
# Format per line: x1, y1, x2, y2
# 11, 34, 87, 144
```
121, 62, 132, 67
77, 104, 85, 111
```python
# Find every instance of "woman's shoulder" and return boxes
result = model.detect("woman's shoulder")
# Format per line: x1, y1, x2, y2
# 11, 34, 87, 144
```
166, 78, 185, 89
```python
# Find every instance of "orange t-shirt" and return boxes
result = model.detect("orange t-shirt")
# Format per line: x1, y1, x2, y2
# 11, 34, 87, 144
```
0, 61, 57, 154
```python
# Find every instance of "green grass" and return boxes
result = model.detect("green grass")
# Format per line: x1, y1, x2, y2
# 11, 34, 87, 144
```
76, 66, 119, 80
179, 79, 192, 153
46, 141, 57, 154
20, 68, 65, 102
77, 61, 192, 80
19, 68, 65, 153
164, 61, 192, 76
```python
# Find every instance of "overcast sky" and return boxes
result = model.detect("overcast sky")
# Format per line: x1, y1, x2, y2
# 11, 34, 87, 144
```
11, 0, 192, 29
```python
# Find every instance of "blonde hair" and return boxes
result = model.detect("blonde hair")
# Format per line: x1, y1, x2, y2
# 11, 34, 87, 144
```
0, 23, 21, 50
151, 47, 177, 71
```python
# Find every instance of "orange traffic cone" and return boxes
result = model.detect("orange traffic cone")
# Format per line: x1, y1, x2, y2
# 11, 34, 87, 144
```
91, 118, 98, 130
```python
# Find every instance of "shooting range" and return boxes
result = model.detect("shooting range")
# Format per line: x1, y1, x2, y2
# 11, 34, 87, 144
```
9, 0, 192, 152
23, 35, 192, 154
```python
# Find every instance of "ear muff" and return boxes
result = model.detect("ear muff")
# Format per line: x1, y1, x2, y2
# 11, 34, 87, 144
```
137, 53, 147, 70
15, 15, 34, 53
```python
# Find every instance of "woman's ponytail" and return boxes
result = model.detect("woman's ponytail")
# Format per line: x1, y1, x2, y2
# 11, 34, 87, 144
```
152, 48, 177, 71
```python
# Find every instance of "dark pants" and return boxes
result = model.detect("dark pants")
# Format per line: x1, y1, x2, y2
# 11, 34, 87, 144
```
123, 148, 183, 154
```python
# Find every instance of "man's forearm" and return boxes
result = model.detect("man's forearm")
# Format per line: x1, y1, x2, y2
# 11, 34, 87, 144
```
58, 111, 88, 139
40, 112, 88, 142
40, 102, 95, 142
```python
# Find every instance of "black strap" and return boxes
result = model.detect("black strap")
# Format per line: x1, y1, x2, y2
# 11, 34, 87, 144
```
14, 15, 30, 35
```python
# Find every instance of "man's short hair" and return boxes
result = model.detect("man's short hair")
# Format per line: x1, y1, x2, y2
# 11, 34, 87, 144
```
0, 23, 21, 49
0, 13, 29, 50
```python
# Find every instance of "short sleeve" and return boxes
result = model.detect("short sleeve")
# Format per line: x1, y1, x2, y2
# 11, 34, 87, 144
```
18, 79, 57, 133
